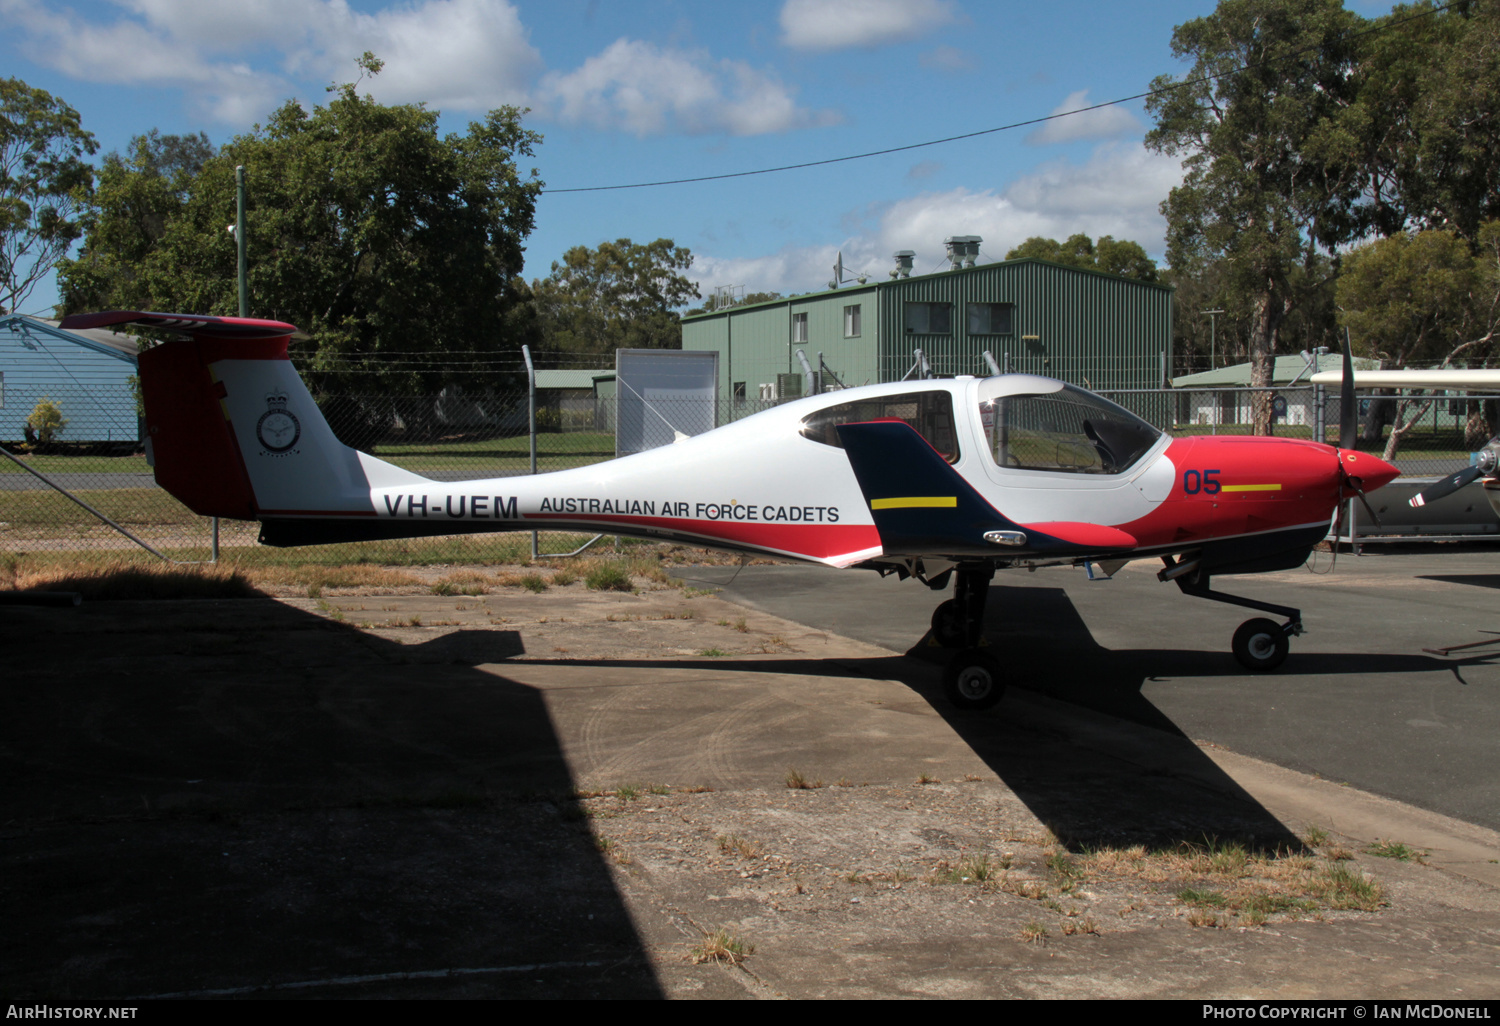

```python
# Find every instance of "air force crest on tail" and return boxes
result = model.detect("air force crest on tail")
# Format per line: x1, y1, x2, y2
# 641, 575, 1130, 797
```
255, 392, 301, 455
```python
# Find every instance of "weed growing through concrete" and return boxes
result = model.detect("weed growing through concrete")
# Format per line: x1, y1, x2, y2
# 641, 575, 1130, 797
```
1075, 835, 1388, 925
1365, 840, 1426, 863
689, 929, 754, 965
785, 769, 824, 790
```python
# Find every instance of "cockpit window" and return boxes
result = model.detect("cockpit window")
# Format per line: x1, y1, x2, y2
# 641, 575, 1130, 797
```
979, 384, 1161, 474
801, 390, 959, 464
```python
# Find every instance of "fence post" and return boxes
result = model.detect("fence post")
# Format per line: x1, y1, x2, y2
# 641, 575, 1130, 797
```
523, 345, 538, 561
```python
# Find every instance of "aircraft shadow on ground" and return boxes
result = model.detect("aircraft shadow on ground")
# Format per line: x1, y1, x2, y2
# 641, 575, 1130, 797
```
0, 600, 663, 1001
568, 580, 1473, 854
1417, 574, 1500, 590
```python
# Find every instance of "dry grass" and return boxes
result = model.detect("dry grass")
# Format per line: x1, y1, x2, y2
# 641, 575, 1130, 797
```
689, 929, 754, 965
785, 768, 824, 790
1, 557, 264, 601
716, 834, 764, 860
1076, 837, 1389, 924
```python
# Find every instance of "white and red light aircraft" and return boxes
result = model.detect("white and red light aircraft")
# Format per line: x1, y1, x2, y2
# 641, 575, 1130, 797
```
64, 310, 1401, 710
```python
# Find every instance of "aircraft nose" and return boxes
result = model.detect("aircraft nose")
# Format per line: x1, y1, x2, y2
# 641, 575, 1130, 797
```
1339, 450, 1400, 495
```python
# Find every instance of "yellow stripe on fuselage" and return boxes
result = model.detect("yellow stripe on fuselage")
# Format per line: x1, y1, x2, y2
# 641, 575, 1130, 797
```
869, 496, 958, 510
1220, 483, 1282, 493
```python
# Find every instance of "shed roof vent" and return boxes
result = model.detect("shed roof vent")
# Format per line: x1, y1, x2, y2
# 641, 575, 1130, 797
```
944, 235, 982, 270
890, 250, 915, 279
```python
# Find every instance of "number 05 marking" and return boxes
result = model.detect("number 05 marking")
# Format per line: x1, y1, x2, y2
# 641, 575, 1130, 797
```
1183, 469, 1221, 495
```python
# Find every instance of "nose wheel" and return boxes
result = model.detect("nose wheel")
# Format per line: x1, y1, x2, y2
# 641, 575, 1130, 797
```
943, 648, 1006, 710
1232, 617, 1292, 671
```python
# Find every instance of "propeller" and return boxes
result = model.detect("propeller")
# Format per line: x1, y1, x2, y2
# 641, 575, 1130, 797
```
1409, 439, 1500, 508
1339, 333, 1357, 451
1333, 337, 1382, 526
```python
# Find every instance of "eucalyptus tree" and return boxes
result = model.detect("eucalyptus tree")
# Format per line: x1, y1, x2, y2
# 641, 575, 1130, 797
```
1147, 0, 1366, 434
0, 78, 96, 316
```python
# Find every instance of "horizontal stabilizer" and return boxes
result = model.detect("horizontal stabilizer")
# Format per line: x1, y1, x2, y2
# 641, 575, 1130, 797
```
59, 310, 299, 341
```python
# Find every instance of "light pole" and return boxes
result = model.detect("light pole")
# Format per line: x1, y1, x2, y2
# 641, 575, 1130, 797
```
1202, 309, 1224, 370
235, 166, 247, 318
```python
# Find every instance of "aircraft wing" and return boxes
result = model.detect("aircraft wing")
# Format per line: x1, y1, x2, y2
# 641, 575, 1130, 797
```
1309, 368, 1500, 390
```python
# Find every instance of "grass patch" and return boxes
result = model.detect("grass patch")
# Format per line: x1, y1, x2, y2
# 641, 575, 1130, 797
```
1, 558, 264, 601
584, 563, 633, 592
716, 834, 763, 860
689, 929, 754, 965
1077, 835, 1386, 923
1365, 840, 1426, 863
785, 768, 823, 790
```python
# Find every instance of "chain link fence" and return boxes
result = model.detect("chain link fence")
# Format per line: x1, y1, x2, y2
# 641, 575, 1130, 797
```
0, 388, 787, 564
4, 383, 1495, 563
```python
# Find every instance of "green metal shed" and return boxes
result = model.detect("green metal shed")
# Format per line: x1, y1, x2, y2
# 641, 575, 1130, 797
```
681, 255, 1173, 419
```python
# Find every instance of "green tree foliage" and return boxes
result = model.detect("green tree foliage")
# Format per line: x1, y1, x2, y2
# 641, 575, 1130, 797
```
24, 397, 66, 446
1346, 0, 1500, 241
0, 78, 97, 315
57, 130, 213, 316
61, 65, 543, 394
1338, 228, 1488, 371
533, 238, 700, 357
1005, 233, 1159, 282
1147, 0, 1365, 434
1338, 223, 1500, 454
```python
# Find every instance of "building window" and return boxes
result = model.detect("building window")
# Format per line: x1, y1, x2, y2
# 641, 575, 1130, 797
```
733, 381, 746, 404
844, 304, 862, 338
968, 303, 1014, 335
905, 302, 951, 334
792, 312, 808, 343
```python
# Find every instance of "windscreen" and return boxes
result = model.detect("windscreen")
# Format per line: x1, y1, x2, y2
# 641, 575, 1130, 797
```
979, 384, 1161, 474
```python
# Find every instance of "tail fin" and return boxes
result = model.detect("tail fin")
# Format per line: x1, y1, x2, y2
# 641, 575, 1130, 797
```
59, 311, 425, 520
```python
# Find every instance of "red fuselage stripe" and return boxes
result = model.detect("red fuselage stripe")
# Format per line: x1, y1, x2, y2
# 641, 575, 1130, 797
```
528, 512, 880, 558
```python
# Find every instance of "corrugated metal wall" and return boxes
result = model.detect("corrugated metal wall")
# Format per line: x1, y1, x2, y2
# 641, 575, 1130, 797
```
876, 261, 1171, 389
0, 318, 140, 442
682, 259, 1172, 417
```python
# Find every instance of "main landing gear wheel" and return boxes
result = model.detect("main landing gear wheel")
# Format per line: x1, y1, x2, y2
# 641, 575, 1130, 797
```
1232, 618, 1290, 671
930, 599, 965, 648
943, 648, 1006, 711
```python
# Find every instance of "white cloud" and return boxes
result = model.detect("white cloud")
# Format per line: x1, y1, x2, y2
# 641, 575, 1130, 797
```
691, 143, 1183, 296
1026, 90, 1142, 145
779, 0, 961, 51
1, 0, 540, 123
537, 39, 839, 137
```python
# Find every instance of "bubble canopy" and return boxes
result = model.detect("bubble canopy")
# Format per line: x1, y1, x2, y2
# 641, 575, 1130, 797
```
976, 377, 1163, 476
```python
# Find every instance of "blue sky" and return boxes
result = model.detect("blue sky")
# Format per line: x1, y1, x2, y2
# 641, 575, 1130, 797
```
3, 0, 1392, 317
